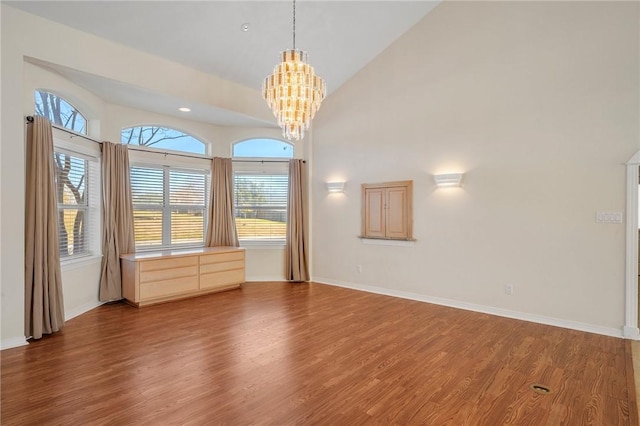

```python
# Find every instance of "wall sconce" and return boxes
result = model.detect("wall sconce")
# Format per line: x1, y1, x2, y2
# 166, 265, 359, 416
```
326, 181, 345, 193
434, 173, 463, 188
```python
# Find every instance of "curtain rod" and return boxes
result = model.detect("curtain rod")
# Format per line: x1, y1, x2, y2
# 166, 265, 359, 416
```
25, 116, 305, 164
26, 115, 103, 145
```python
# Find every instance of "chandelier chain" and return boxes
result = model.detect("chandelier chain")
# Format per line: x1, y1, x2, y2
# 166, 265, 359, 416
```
262, 0, 326, 140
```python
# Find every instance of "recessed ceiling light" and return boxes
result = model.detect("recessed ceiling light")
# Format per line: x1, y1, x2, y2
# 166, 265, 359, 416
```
178, 107, 191, 112
241, 23, 250, 32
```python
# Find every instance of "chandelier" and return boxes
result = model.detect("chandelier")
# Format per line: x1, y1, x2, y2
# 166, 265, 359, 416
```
263, 0, 326, 141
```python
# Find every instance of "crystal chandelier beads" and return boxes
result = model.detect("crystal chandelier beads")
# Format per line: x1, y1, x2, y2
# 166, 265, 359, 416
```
263, 49, 326, 140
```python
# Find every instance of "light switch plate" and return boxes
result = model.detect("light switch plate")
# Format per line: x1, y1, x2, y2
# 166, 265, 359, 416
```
596, 212, 623, 223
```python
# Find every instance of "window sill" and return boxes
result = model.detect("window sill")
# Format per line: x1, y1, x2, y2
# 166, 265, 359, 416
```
61, 254, 102, 271
359, 237, 415, 247
239, 242, 286, 250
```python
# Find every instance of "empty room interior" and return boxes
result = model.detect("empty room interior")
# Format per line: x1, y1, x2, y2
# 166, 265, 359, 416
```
1, 1, 640, 424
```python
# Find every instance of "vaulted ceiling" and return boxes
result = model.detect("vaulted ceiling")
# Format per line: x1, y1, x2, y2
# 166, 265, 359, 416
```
10, 1, 440, 126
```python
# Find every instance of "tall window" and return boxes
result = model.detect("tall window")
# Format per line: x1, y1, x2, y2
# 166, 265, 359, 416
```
131, 165, 208, 249
34, 90, 87, 134
35, 90, 98, 261
232, 139, 293, 243
54, 151, 98, 260
122, 126, 206, 155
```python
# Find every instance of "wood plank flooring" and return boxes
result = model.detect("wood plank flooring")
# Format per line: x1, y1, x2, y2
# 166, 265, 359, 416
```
1, 282, 637, 425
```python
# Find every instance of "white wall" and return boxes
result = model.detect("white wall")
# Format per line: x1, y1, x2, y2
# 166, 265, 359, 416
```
0, 5, 298, 348
312, 1, 639, 335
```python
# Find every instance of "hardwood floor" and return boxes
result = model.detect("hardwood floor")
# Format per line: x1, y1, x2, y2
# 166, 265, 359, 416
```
1, 282, 637, 425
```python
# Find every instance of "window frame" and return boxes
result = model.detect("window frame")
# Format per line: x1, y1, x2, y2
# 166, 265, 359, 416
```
52, 137, 101, 269
130, 162, 210, 251
232, 138, 294, 159
34, 90, 88, 135
233, 168, 289, 246
232, 138, 293, 247
121, 125, 209, 156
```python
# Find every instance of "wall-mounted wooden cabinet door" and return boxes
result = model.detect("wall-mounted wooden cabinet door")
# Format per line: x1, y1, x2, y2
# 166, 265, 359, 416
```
364, 187, 386, 238
385, 186, 409, 239
361, 181, 413, 240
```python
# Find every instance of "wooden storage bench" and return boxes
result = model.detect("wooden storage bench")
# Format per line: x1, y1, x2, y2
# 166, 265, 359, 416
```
120, 246, 245, 307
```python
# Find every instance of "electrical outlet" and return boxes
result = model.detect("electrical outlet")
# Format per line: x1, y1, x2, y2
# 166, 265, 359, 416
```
596, 212, 623, 223
357, 265, 362, 273
505, 284, 514, 295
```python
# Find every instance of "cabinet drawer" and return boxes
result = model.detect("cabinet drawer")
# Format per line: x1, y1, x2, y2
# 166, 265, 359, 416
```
200, 260, 244, 275
200, 251, 244, 265
140, 276, 199, 300
139, 256, 197, 272
200, 269, 244, 290
140, 265, 197, 284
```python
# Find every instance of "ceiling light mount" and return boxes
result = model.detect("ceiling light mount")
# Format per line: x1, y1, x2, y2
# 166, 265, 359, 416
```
263, 0, 326, 141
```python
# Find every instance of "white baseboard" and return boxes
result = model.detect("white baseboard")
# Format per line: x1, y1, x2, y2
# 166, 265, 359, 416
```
313, 277, 624, 339
1, 336, 28, 350
65, 300, 104, 321
623, 326, 640, 340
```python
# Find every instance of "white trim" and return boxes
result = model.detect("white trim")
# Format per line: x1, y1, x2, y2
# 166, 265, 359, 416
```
1, 336, 28, 350
240, 242, 286, 250
60, 254, 102, 271
624, 326, 640, 339
625, 153, 640, 340
65, 300, 104, 321
360, 238, 415, 247
53, 137, 101, 159
313, 277, 624, 339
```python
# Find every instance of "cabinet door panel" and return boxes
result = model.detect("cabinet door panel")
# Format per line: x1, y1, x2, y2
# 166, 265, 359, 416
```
364, 188, 385, 238
385, 187, 408, 239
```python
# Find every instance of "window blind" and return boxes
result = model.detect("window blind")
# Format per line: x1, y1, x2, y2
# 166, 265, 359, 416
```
234, 173, 288, 242
131, 165, 208, 249
170, 170, 206, 245
54, 151, 93, 259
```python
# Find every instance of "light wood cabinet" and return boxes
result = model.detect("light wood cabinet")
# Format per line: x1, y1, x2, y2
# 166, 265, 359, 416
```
361, 181, 413, 240
121, 247, 245, 307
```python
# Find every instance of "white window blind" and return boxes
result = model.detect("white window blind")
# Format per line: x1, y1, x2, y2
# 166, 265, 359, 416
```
234, 172, 288, 242
54, 150, 98, 260
131, 165, 208, 249
170, 170, 206, 245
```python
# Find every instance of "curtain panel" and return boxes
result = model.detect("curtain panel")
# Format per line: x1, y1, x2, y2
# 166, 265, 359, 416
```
25, 116, 65, 339
285, 159, 310, 282
205, 157, 239, 247
99, 142, 135, 301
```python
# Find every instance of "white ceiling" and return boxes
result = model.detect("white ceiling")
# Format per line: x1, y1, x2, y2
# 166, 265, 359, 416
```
10, 1, 440, 126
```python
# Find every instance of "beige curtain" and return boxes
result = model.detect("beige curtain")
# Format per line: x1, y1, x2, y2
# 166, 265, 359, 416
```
205, 157, 239, 247
99, 142, 135, 301
25, 116, 65, 339
285, 159, 310, 282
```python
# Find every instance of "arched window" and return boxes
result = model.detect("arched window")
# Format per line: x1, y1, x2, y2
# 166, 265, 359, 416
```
233, 138, 293, 158
121, 126, 206, 155
34, 91, 98, 262
232, 138, 293, 244
34, 90, 87, 134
